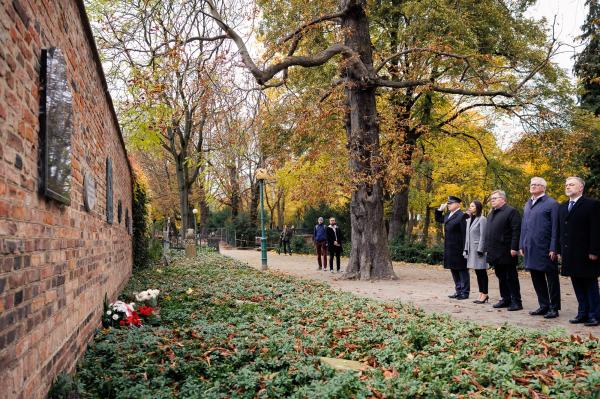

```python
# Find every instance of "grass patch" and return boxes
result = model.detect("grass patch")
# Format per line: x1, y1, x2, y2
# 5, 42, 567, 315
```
72, 251, 599, 398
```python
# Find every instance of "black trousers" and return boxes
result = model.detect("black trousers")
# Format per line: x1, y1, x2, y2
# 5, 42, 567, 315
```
474, 269, 488, 295
530, 269, 560, 311
281, 240, 291, 254
450, 269, 470, 296
493, 263, 521, 305
571, 277, 600, 319
328, 245, 342, 271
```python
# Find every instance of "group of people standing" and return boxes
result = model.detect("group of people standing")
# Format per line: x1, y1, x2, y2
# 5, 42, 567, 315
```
436, 176, 600, 327
313, 217, 344, 273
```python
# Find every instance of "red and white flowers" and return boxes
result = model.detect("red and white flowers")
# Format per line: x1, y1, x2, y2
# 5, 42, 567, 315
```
102, 293, 159, 328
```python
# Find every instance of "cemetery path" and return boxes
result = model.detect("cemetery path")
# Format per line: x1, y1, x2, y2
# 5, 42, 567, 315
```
221, 248, 596, 336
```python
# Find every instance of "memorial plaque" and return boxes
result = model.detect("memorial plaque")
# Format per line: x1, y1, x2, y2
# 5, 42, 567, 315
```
125, 208, 131, 234
40, 48, 73, 205
117, 199, 122, 223
106, 158, 113, 224
83, 171, 96, 212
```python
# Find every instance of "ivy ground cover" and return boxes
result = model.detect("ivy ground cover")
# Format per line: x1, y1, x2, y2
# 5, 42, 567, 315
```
74, 252, 599, 398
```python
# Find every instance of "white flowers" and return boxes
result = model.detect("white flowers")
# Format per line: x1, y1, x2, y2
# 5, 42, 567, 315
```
111, 300, 133, 317
135, 289, 160, 302
112, 314, 119, 320
106, 310, 112, 316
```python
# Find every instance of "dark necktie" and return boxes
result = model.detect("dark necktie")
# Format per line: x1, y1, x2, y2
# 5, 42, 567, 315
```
568, 201, 575, 212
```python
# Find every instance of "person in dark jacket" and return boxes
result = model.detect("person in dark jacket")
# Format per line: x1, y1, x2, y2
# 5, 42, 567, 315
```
313, 217, 328, 271
280, 225, 293, 255
519, 177, 560, 318
484, 190, 523, 311
326, 217, 344, 273
435, 196, 469, 299
556, 176, 600, 326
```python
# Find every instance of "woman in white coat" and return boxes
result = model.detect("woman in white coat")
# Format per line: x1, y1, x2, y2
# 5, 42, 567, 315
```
463, 201, 489, 304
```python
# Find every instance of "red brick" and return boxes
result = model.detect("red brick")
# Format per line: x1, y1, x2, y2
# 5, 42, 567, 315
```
0, 1, 133, 398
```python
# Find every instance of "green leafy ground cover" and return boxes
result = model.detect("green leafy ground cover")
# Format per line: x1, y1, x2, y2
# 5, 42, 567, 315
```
73, 251, 599, 398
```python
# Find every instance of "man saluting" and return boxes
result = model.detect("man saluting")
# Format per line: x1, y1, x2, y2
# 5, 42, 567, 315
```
435, 196, 469, 300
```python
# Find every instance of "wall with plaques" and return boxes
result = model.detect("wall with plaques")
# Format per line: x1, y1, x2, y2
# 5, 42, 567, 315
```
0, 1, 133, 398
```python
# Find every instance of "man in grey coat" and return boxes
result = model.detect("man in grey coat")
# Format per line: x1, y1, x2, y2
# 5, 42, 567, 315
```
519, 177, 560, 318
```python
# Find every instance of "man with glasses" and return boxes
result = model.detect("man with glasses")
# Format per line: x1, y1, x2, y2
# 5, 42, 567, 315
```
519, 177, 560, 318
556, 177, 600, 326
484, 190, 523, 311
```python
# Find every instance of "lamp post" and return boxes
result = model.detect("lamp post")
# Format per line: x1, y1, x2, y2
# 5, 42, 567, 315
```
255, 168, 269, 270
192, 208, 198, 245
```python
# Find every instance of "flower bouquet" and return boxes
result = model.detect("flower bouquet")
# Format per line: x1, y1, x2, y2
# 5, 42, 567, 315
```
135, 289, 160, 307
102, 295, 141, 328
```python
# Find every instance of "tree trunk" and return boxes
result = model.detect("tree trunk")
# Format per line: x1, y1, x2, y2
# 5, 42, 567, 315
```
342, 1, 395, 280
277, 189, 285, 228
387, 130, 417, 243
421, 161, 433, 245
228, 164, 240, 217
175, 153, 189, 238
249, 181, 259, 229
197, 180, 209, 235
422, 206, 431, 245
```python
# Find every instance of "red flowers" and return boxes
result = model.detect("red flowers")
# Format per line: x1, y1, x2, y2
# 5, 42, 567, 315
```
127, 311, 142, 327
138, 305, 155, 317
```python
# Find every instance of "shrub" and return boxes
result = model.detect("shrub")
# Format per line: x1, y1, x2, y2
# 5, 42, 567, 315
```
132, 178, 150, 270
290, 235, 313, 254
389, 240, 444, 265
48, 373, 81, 399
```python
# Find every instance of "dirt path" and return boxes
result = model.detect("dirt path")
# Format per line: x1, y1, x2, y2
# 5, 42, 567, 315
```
221, 248, 597, 336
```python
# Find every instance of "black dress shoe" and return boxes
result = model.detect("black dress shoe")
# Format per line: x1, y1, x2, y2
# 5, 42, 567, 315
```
507, 303, 523, 311
544, 310, 559, 319
529, 307, 549, 316
492, 301, 509, 309
456, 295, 469, 300
584, 318, 599, 327
448, 293, 459, 299
569, 316, 588, 324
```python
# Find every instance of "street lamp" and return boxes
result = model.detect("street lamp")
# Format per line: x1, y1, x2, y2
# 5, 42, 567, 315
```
192, 208, 198, 245
255, 168, 269, 270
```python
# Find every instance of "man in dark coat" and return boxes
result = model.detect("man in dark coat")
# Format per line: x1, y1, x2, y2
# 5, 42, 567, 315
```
435, 196, 469, 299
556, 177, 600, 326
519, 177, 560, 318
484, 190, 523, 311
326, 217, 344, 273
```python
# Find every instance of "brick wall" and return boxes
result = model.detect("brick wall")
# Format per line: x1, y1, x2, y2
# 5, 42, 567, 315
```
0, 1, 133, 398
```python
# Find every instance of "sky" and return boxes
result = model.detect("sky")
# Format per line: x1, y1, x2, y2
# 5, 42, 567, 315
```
494, 0, 587, 148
526, 0, 587, 76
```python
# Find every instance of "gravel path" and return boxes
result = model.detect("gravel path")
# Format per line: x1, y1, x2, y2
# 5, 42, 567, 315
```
221, 248, 598, 336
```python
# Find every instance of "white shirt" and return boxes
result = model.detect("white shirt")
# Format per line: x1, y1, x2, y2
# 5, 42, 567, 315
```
447, 209, 458, 220
531, 193, 545, 206
569, 195, 582, 204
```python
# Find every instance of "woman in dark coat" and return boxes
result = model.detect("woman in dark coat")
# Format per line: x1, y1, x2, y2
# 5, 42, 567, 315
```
435, 196, 469, 299
463, 201, 488, 303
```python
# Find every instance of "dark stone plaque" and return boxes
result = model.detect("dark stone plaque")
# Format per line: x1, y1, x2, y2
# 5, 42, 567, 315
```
125, 208, 130, 234
117, 199, 122, 223
106, 158, 113, 224
40, 48, 73, 205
